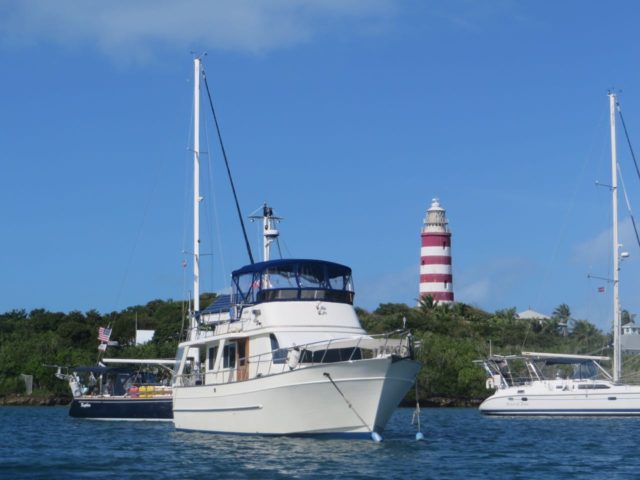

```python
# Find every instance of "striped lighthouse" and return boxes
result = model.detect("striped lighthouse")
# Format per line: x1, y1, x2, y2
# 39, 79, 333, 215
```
419, 198, 454, 304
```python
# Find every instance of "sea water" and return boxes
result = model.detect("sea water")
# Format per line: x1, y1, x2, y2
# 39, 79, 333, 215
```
1, 406, 640, 479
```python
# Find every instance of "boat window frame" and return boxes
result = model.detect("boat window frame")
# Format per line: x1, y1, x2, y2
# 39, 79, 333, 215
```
208, 345, 219, 371
269, 334, 288, 364
223, 341, 238, 369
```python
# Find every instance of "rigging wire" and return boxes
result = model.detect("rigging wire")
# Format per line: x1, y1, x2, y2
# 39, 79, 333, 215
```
201, 67, 255, 265
617, 103, 640, 182
201, 101, 228, 291
617, 163, 640, 250
521, 107, 608, 350
616, 103, 640, 251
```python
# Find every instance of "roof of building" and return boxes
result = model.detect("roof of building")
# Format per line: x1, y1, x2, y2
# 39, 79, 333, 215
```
517, 309, 550, 320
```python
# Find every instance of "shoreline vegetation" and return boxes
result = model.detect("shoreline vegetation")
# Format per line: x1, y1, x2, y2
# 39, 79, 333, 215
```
0, 295, 612, 408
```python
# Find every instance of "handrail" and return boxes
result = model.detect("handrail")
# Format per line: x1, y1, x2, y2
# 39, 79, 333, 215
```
174, 330, 414, 388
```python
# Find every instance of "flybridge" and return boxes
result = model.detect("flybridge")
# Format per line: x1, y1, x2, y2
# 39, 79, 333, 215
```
232, 258, 354, 305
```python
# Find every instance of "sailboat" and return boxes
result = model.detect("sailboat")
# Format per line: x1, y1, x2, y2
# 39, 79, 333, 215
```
477, 92, 640, 416
54, 357, 174, 420
171, 57, 421, 439
53, 327, 174, 420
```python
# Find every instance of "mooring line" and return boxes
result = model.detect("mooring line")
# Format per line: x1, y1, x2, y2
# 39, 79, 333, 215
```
323, 372, 371, 432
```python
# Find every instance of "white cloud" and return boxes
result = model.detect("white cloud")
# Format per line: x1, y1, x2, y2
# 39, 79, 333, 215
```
356, 264, 417, 310
455, 256, 537, 310
573, 217, 635, 266
0, 0, 396, 61
456, 277, 491, 305
356, 255, 536, 312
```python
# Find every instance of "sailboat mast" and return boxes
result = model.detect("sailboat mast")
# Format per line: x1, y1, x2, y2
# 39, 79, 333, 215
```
193, 57, 201, 321
609, 91, 621, 383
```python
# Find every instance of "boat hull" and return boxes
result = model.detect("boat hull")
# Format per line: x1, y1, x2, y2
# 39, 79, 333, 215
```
69, 397, 173, 420
173, 357, 420, 435
480, 383, 640, 416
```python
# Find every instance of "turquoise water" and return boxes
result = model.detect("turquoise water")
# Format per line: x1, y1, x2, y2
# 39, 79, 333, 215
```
2, 406, 640, 479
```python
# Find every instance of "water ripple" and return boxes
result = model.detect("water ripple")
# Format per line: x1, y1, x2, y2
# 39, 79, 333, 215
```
2, 406, 640, 479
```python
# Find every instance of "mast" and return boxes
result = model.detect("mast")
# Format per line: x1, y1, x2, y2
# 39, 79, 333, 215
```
193, 57, 201, 327
262, 204, 280, 262
609, 91, 621, 383
250, 203, 281, 262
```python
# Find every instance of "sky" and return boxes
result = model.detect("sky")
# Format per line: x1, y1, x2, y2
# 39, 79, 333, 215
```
2, 0, 640, 332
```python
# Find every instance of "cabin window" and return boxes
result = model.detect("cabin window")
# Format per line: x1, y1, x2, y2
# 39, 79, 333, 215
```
184, 357, 194, 375
578, 384, 610, 390
263, 265, 297, 289
235, 274, 259, 304
298, 263, 326, 288
328, 272, 352, 290
270, 334, 287, 364
208, 346, 218, 370
299, 347, 363, 364
223, 342, 237, 369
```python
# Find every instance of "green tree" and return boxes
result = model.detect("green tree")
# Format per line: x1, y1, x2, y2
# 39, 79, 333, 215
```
552, 303, 571, 336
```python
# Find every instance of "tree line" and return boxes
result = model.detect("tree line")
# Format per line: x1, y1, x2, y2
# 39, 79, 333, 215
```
0, 296, 612, 404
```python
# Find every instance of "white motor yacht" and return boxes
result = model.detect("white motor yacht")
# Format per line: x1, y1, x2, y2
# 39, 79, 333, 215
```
171, 57, 420, 439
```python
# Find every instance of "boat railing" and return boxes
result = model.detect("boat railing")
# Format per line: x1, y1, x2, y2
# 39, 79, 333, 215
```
476, 357, 533, 389
174, 330, 414, 387
191, 317, 253, 340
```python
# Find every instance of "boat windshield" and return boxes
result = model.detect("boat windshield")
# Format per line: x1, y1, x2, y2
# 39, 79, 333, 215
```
533, 359, 601, 381
232, 259, 354, 305
482, 355, 608, 387
525, 358, 606, 382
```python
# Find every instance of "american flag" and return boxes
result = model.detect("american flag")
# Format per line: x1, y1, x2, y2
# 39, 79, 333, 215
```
98, 326, 112, 342
598, 287, 605, 293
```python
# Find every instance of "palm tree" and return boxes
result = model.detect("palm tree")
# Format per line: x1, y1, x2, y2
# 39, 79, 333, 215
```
553, 303, 571, 337
570, 319, 600, 344
419, 295, 436, 312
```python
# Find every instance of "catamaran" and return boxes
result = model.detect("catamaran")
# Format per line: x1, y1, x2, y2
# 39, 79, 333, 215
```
477, 92, 640, 416
170, 57, 420, 439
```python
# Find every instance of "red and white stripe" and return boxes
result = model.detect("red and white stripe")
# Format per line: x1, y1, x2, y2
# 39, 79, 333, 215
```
419, 199, 453, 303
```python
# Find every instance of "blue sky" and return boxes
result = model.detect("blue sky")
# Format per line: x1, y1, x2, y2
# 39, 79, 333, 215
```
2, 1, 640, 331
